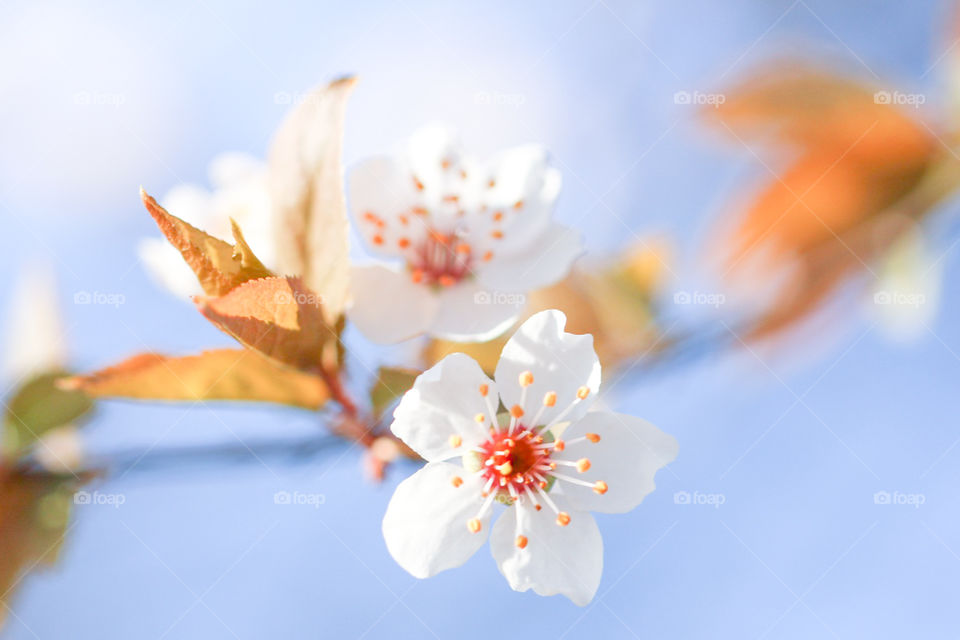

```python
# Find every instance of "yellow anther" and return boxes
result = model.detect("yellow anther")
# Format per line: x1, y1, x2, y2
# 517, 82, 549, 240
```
467, 518, 482, 533
593, 480, 608, 495
497, 461, 513, 476
576, 458, 591, 473
449, 434, 462, 448
543, 391, 557, 407
474, 413, 486, 423
519, 371, 534, 387
556, 512, 571, 527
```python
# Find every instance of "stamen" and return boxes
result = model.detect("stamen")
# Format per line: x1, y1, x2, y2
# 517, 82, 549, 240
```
519, 371, 534, 387
577, 386, 591, 400
515, 535, 528, 549
576, 458, 591, 473
491, 230, 503, 240
449, 434, 462, 448
467, 518, 482, 533
372, 234, 384, 246
478, 384, 489, 397
398, 237, 411, 249
586, 433, 601, 443
593, 481, 608, 495
483, 250, 494, 262
451, 476, 464, 488
510, 405, 524, 419
514, 199, 524, 210
556, 512, 571, 527
474, 413, 486, 424
413, 176, 425, 191
553, 439, 565, 452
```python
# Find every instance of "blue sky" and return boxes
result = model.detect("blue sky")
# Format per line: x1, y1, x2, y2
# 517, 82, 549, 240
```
1, 0, 958, 638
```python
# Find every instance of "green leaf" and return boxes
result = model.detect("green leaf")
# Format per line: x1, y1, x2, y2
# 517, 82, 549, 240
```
370, 366, 421, 419
3, 371, 93, 459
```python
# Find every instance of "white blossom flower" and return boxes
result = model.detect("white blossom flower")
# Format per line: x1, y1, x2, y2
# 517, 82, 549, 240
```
347, 126, 583, 343
382, 310, 678, 605
138, 152, 274, 298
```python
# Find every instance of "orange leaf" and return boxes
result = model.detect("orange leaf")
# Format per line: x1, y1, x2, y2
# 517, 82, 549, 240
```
140, 188, 272, 297
269, 77, 356, 323
195, 276, 334, 371
62, 348, 329, 409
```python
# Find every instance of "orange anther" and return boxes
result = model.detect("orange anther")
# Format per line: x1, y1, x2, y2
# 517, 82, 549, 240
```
413, 176, 425, 191
510, 404, 525, 419
449, 434, 462, 448
593, 480, 608, 495
441, 158, 451, 169
372, 234, 384, 246
515, 535, 528, 549
442, 194, 459, 203
459, 169, 467, 180
451, 476, 464, 488
398, 237, 411, 249
577, 386, 591, 400
411, 269, 425, 284
576, 458, 591, 473
487, 178, 496, 188
535, 505, 542, 511
543, 391, 557, 407
398, 214, 410, 225
493, 211, 504, 222
456, 243, 471, 254
556, 512, 571, 527
479, 384, 489, 397
412, 206, 428, 216
553, 439, 565, 452
491, 230, 504, 240
363, 211, 379, 223
586, 433, 601, 443
467, 518, 482, 533
514, 199, 524, 210
519, 371, 534, 387
483, 250, 494, 262
475, 413, 486, 423
438, 275, 456, 287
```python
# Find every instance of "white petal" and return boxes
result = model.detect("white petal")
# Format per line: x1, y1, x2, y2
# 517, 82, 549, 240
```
137, 238, 204, 299
407, 124, 464, 192
467, 147, 561, 256
348, 264, 439, 343
429, 279, 521, 342
392, 352, 497, 461
560, 411, 678, 514
477, 223, 583, 292
2, 263, 66, 382
382, 462, 491, 579
490, 503, 602, 606
495, 310, 601, 427
348, 156, 424, 257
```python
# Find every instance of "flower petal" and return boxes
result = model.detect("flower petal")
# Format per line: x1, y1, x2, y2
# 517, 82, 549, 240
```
467, 146, 561, 256
477, 223, 583, 292
429, 279, 521, 342
560, 411, 678, 514
407, 124, 465, 192
383, 462, 491, 578
349, 264, 439, 343
495, 310, 600, 428
392, 352, 497, 460
348, 155, 425, 257
490, 503, 602, 606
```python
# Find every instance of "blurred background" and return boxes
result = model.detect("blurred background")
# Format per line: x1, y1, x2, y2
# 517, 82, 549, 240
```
1, 0, 958, 637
